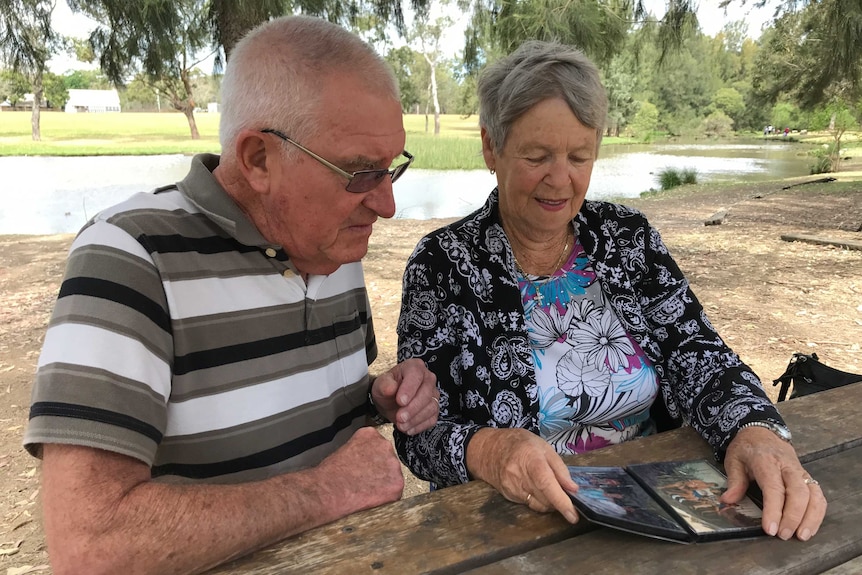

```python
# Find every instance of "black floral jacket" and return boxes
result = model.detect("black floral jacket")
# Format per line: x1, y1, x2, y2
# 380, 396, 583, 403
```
394, 189, 784, 488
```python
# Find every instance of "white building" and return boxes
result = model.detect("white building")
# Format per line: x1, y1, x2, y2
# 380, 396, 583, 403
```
64, 89, 121, 113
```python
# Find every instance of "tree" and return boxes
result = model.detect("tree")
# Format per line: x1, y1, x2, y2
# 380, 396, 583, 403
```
64, 68, 111, 89
386, 46, 421, 113
0, 68, 29, 105
700, 109, 734, 137
752, 0, 862, 109
629, 101, 659, 141
43, 70, 68, 108
70, 0, 214, 138
710, 87, 744, 127
603, 55, 638, 137
0, 0, 58, 140
411, 10, 451, 135
463, 0, 638, 73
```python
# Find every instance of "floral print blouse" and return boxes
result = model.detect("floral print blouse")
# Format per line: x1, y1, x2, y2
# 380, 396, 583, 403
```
394, 189, 784, 489
522, 241, 659, 455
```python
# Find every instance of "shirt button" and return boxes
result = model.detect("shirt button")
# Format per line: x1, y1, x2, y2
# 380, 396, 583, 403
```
265, 248, 277, 258
283, 269, 295, 278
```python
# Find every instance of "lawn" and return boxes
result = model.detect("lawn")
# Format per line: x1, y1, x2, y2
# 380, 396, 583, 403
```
0, 110, 634, 168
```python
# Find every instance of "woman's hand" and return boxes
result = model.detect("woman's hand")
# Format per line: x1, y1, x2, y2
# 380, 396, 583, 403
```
466, 427, 580, 523
721, 426, 827, 541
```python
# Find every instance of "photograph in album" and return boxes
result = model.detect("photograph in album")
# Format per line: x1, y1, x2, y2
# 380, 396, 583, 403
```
568, 459, 764, 543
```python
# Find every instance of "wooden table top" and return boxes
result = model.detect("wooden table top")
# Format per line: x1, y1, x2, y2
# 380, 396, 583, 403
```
207, 382, 862, 575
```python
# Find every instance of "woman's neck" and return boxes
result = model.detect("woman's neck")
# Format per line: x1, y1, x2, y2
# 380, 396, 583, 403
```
505, 221, 573, 276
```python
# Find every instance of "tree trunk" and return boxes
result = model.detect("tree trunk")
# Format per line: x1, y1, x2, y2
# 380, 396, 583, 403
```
829, 112, 836, 131
215, 2, 277, 62
177, 70, 200, 139
424, 87, 430, 133
31, 70, 43, 142
424, 54, 441, 136
184, 107, 201, 139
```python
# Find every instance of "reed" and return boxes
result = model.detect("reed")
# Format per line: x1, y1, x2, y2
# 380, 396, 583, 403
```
657, 166, 698, 190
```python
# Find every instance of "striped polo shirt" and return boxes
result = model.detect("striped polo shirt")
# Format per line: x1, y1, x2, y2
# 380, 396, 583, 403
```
24, 154, 377, 483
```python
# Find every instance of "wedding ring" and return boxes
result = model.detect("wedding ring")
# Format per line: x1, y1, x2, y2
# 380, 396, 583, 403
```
433, 397, 440, 406
525, 493, 533, 505
804, 477, 819, 486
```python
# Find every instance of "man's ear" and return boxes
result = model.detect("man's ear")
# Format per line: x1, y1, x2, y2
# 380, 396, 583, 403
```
480, 127, 496, 171
235, 130, 275, 194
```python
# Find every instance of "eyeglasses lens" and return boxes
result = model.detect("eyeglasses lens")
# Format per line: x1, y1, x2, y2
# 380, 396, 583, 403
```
346, 171, 388, 193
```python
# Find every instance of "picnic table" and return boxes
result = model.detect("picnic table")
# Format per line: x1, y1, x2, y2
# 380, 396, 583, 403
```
206, 382, 862, 575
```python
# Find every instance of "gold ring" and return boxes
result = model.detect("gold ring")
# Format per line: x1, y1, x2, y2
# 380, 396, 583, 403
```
804, 477, 819, 486
525, 493, 533, 505
433, 397, 440, 405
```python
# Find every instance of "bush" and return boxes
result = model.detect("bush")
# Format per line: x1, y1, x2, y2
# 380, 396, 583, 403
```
808, 143, 836, 174
657, 167, 698, 190
700, 110, 734, 138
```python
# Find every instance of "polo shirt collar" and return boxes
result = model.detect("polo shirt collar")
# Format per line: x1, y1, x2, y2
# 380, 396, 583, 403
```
176, 153, 280, 252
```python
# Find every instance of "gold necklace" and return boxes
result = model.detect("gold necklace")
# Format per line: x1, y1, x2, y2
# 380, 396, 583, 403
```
512, 229, 571, 307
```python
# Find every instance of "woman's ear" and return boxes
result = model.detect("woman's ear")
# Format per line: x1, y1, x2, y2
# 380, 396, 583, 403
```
480, 127, 496, 172
235, 130, 274, 194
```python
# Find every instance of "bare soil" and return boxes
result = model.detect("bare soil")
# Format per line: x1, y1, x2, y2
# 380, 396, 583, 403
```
2, 172, 861, 573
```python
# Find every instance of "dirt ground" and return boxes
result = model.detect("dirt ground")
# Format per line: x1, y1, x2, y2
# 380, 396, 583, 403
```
1, 171, 861, 572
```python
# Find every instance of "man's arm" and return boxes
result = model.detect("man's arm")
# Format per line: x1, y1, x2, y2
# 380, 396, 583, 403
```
41, 427, 404, 575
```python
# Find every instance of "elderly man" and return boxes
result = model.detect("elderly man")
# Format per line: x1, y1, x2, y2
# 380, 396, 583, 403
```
23, 15, 438, 575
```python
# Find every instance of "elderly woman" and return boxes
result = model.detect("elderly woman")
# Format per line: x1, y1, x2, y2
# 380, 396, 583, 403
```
394, 40, 826, 541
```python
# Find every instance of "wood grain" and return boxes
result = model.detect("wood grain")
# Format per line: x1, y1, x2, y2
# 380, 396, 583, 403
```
205, 383, 862, 575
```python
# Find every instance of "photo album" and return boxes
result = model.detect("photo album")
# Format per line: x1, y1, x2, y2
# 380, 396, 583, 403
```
567, 459, 765, 543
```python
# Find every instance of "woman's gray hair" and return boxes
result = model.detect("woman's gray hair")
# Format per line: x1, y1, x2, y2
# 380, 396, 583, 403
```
219, 15, 398, 157
478, 40, 608, 153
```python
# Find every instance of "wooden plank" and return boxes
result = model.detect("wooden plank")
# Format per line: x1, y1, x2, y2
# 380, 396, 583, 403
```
465, 445, 862, 575
820, 556, 862, 574
780, 234, 862, 251
204, 383, 862, 575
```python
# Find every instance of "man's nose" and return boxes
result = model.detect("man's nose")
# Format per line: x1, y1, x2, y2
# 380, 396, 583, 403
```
362, 177, 396, 219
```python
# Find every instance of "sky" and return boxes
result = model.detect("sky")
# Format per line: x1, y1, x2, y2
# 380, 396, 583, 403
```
640, 0, 779, 38
48, 0, 782, 74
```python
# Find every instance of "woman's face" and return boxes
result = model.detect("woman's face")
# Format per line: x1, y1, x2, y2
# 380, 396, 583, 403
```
483, 97, 597, 239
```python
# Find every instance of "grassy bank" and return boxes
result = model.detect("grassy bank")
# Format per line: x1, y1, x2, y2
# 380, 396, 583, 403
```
0, 111, 632, 169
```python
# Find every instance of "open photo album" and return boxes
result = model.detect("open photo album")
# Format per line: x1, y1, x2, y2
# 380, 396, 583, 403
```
567, 459, 765, 543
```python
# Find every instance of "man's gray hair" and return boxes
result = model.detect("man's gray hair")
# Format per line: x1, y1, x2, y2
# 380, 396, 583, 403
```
219, 15, 398, 156
478, 40, 608, 153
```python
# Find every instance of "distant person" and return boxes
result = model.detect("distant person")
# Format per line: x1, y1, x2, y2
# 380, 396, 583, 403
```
24, 15, 439, 575
393, 40, 826, 542
784, 127, 790, 137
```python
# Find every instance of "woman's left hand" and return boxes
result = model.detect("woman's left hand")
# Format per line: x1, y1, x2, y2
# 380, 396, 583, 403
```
721, 426, 827, 541
466, 427, 580, 523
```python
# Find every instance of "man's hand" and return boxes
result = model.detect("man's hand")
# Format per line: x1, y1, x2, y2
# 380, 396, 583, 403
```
721, 426, 827, 541
319, 427, 405, 511
370, 358, 439, 435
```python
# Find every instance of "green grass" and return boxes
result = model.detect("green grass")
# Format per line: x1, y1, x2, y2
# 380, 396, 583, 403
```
0, 111, 220, 155
0, 111, 638, 168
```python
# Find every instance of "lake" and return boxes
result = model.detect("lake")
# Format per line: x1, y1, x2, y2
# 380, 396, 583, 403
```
0, 140, 811, 235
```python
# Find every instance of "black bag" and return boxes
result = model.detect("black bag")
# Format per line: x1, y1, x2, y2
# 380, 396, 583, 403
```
772, 352, 862, 402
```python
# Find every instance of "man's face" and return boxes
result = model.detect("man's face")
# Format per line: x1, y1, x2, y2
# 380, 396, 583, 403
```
260, 74, 405, 276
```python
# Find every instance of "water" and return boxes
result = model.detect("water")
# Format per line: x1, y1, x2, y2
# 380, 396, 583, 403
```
0, 141, 811, 235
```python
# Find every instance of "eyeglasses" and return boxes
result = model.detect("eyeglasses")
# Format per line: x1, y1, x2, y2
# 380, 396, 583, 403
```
261, 129, 414, 194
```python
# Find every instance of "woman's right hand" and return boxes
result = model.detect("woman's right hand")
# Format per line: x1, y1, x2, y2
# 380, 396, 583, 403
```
466, 427, 580, 523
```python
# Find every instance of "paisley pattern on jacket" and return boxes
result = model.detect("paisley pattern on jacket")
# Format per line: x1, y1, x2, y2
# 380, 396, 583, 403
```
394, 189, 784, 488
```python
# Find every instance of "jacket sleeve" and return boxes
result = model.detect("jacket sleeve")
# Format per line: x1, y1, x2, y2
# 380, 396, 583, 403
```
634, 218, 785, 459
392, 235, 486, 487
